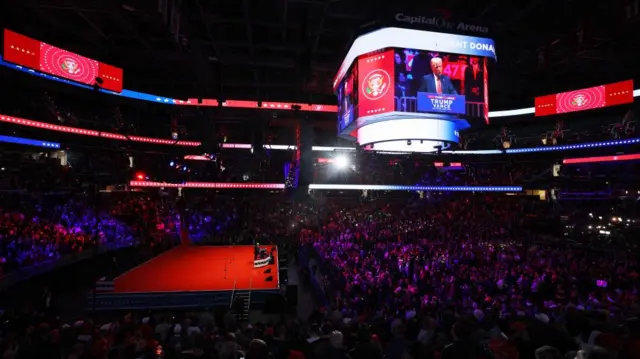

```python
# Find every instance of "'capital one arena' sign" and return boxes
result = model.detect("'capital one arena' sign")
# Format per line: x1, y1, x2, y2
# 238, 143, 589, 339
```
394, 13, 490, 34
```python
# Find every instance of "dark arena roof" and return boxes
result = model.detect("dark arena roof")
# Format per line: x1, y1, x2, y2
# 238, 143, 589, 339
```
3, 0, 640, 107
0, 0, 636, 178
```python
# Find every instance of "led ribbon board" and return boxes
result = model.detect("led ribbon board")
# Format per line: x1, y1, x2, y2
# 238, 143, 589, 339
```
0, 135, 60, 148
309, 184, 522, 192
563, 154, 640, 165
130, 181, 285, 189
3, 29, 123, 93
0, 114, 201, 147
130, 182, 520, 192
206, 138, 640, 155
535, 80, 634, 117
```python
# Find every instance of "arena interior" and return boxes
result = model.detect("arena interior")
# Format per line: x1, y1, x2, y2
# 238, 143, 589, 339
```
0, 1, 640, 359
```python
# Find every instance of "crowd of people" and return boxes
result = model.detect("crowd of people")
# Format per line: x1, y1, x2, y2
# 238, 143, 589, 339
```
298, 196, 640, 359
0, 195, 135, 277
0, 191, 637, 359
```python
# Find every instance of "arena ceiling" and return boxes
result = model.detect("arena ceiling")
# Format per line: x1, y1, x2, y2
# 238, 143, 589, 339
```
3, 0, 640, 112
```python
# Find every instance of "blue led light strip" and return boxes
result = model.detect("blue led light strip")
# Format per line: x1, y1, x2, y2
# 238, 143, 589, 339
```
443, 138, 640, 155
227, 138, 640, 155
308, 184, 522, 192
0, 135, 60, 148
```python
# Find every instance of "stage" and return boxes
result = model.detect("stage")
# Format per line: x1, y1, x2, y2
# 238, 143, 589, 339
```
89, 245, 281, 310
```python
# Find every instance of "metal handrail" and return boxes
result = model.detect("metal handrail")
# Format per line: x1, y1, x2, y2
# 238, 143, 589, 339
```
229, 278, 237, 309
247, 278, 253, 313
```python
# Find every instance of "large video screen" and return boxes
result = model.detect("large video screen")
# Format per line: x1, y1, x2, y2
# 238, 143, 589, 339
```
337, 66, 358, 134
394, 48, 488, 119
3, 29, 124, 93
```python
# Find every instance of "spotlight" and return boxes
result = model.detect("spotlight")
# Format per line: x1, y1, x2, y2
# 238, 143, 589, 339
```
407, 140, 412, 146
334, 156, 349, 169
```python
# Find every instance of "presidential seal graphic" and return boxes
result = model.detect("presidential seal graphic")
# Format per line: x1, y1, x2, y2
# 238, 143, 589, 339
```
362, 70, 391, 100
40, 43, 99, 85
61, 57, 80, 75
556, 87, 605, 113
570, 94, 587, 108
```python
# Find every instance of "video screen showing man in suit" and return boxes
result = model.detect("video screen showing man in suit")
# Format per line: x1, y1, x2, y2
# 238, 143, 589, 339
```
418, 57, 458, 95
394, 48, 488, 117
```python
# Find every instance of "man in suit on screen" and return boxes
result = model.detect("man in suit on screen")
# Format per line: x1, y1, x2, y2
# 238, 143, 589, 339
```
418, 57, 458, 95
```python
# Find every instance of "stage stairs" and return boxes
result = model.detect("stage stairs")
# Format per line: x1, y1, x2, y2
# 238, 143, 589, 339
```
234, 290, 251, 321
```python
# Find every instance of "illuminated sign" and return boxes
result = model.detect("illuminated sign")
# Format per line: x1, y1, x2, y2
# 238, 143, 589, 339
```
563, 154, 640, 165
3, 29, 124, 93
0, 114, 201, 146
130, 181, 285, 189
333, 27, 496, 90
535, 80, 634, 117
394, 13, 489, 34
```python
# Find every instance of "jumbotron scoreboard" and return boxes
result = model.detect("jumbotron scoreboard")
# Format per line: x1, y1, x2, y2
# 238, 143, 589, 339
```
334, 27, 496, 153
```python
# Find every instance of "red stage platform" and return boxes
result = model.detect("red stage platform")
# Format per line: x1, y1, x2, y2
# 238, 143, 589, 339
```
114, 245, 279, 293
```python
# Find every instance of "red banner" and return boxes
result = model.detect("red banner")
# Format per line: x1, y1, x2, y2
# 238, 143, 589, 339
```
3, 29, 40, 69
98, 62, 124, 93
535, 80, 634, 117
3, 29, 124, 93
357, 50, 395, 117
605, 80, 634, 107
534, 94, 556, 117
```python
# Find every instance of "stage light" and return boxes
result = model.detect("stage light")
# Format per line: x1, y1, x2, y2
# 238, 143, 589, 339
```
334, 156, 349, 169
135, 172, 145, 180
170, 161, 175, 166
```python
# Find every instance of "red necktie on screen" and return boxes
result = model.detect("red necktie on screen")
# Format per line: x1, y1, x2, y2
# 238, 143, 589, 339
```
436, 77, 442, 94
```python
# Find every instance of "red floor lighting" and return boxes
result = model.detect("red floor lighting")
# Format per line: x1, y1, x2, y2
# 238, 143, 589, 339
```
114, 245, 279, 293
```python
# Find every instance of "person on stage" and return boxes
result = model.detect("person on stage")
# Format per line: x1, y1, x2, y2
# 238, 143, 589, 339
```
254, 242, 260, 260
